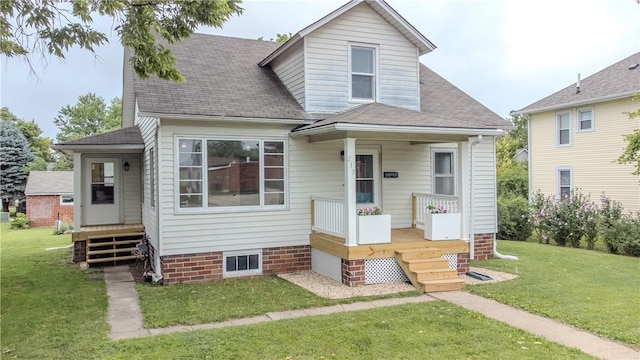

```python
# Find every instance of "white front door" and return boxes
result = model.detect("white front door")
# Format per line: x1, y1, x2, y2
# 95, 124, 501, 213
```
355, 149, 381, 207
84, 158, 120, 225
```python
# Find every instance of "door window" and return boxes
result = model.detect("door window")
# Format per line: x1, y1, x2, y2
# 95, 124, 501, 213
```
91, 162, 115, 204
356, 154, 374, 203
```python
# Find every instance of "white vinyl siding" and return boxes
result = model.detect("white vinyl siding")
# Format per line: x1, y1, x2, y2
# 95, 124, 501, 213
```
136, 115, 160, 251
577, 108, 594, 132
304, 3, 419, 112
468, 138, 498, 234
122, 153, 142, 224
271, 41, 305, 108
556, 111, 571, 146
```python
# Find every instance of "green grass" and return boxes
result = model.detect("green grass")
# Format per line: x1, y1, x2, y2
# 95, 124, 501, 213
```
0, 226, 613, 358
0, 224, 110, 359
138, 276, 421, 328
470, 240, 640, 346
105, 302, 591, 360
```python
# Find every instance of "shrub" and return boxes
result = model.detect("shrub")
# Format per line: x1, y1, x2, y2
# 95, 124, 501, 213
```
497, 195, 531, 240
601, 214, 640, 257
10, 212, 29, 229
497, 160, 528, 198
530, 190, 598, 248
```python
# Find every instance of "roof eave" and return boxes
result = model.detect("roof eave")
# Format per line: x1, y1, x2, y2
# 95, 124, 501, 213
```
51, 144, 145, 154
513, 90, 638, 116
138, 112, 312, 125
291, 123, 505, 137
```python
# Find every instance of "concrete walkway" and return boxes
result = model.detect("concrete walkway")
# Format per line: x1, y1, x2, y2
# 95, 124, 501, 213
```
104, 266, 639, 359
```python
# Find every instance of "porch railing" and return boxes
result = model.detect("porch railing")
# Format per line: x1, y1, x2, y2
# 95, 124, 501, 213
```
412, 192, 459, 228
311, 197, 345, 238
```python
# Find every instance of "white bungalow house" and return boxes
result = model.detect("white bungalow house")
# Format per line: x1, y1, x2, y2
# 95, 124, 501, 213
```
54, 0, 510, 292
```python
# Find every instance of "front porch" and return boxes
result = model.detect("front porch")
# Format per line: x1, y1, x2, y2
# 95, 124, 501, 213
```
72, 224, 146, 266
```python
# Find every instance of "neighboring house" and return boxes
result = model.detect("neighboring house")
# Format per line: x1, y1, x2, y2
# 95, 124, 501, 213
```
515, 52, 640, 213
24, 171, 74, 227
514, 148, 528, 162
54, 0, 510, 290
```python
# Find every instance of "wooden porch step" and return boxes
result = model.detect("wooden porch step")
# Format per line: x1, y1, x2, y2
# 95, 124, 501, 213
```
415, 268, 459, 281
396, 248, 442, 260
87, 232, 145, 241
420, 279, 466, 293
87, 239, 142, 248
88, 248, 139, 256
86, 255, 140, 264
405, 258, 450, 271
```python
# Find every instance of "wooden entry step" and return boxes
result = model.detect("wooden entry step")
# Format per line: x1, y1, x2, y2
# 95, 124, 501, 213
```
395, 248, 464, 293
86, 232, 145, 267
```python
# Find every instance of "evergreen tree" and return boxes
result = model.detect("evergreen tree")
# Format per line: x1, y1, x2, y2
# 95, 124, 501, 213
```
0, 121, 33, 212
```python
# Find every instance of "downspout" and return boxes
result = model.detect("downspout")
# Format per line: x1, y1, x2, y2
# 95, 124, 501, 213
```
469, 135, 482, 260
153, 123, 164, 282
491, 135, 518, 261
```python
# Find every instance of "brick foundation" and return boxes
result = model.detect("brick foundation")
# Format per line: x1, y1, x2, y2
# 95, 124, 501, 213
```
73, 240, 86, 263
474, 233, 495, 260
263, 245, 311, 274
341, 259, 365, 287
160, 245, 311, 285
26, 195, 74, 227
457, 253, 470, 274
161, 252, 223, 285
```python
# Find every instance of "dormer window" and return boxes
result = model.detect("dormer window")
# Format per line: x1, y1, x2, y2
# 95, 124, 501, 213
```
349, 44, 378, 102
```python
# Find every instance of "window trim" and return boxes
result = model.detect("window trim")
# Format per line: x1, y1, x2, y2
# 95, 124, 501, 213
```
556, 166, 573, 199
60, 194, 74, 206
223, 249, 262, 278
576, 107, 594, 133
347, 43, 380, 103
431, 148, 457, 196
556, 111, 572, 147
174, 136, 288, 214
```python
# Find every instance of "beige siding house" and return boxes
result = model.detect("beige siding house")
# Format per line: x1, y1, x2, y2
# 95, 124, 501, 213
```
55, 0, 510, 291
515, 52, 640, 213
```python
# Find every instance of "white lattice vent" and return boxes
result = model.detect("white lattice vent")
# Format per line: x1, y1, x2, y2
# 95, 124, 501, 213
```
365, 258, 409, 285
311, 248, 341, 282
441, 253, 458, 269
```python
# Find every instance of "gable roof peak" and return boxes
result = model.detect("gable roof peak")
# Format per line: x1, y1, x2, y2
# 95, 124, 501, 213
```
260, 0, 435, 67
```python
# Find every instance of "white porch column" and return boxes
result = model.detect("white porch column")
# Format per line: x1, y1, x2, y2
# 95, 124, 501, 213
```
73, 153, 82, 231
344, 138, 357, 246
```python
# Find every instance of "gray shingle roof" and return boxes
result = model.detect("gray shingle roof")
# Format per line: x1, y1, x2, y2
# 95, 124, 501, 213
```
57, 126, 143, 146
25, 171, 73, 195
135, 34, 316, 121
135, 33, 507, 130
295, 64, 508, 131
517, 52, 640, 113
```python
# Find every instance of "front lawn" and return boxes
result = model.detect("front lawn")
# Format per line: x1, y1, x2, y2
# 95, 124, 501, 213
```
470, 240, 640, 346
1, 225, 595, 359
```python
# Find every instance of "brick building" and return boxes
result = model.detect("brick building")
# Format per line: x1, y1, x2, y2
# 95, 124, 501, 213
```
25, 171, 74, 227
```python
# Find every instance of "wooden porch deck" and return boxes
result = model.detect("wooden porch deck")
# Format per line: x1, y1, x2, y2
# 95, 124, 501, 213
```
72, 224, 144, 242
310, 227, 469, 261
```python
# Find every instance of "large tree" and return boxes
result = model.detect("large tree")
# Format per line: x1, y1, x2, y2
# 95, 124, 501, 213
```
1, 107, 53, 171
54, 93, 121, 143
617, 93, 640, 175
496, 114, 528, 198
0, 120, 33, 212
1, 0, 243, 82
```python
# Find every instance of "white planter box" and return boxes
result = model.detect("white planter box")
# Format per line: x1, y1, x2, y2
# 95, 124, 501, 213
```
357, 214, 391, 244
424, 213, 461, 240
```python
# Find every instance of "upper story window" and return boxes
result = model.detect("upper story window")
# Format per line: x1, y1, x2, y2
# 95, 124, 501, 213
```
433, 150, 456, 196
556, 111, 571, 146
177, 137, 286, 212
577, 108, 594, 132
349, 45, 378, 101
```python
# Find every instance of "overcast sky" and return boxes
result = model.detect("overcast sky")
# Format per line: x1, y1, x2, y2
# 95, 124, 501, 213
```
1, 0, 638, 140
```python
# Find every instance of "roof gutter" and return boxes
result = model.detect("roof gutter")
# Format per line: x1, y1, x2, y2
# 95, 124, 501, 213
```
291, 123, 505, 137
512, 91, 637, 116
138, 112, 311, 125
52, 144, 144, 154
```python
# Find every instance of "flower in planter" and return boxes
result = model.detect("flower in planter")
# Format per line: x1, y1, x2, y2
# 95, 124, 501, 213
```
356, 206, 382, 215
427, 204, 449, 214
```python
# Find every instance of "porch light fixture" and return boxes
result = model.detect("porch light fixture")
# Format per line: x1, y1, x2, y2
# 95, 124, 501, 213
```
340, 150, 344, 161
123, 162, 130, 172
